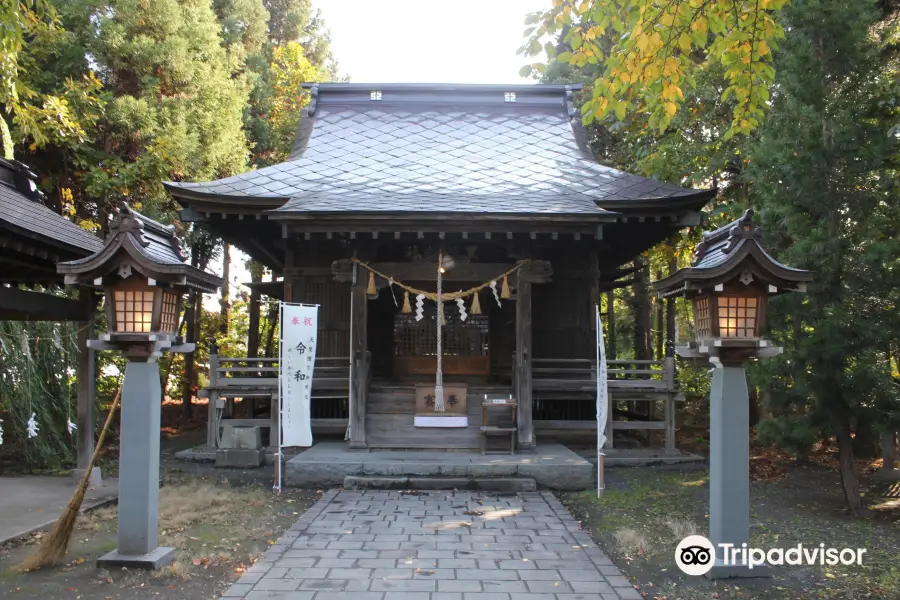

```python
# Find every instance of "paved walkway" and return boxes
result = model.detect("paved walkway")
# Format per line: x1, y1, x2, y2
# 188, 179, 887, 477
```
223, 489, 639, 600
0, 476, 118, 545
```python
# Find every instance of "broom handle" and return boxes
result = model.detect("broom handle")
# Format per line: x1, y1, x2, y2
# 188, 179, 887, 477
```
75, 382, 122, 490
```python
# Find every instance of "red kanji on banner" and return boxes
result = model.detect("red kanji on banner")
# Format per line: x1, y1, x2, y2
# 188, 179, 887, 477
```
291, 316, 300, 325
303, 317, 313, 326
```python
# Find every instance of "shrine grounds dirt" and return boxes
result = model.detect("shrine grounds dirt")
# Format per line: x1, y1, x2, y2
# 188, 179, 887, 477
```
563, 463, 900, 600
0, 475, 321, 600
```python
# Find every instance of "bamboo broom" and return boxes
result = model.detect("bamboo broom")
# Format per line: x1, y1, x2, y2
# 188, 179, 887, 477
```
19, 383, 123, 571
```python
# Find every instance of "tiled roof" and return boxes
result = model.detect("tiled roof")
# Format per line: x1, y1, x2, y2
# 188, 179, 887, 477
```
0, 175, 102, 255
165, 83, 710, 215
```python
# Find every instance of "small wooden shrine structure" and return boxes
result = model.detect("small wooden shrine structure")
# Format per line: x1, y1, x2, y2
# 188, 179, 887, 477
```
165, 83, 714, 451
0, 157, 103, 468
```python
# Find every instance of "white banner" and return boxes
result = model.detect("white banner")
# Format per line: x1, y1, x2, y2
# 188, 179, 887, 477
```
596, 305, 609, 450
280, 304, 318, 447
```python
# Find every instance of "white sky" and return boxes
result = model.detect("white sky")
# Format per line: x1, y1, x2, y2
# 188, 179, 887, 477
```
316, 0, 549, 84
210, 0, 551, 309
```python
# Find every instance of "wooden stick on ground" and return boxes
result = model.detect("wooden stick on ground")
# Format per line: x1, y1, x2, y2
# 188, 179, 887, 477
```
19, 383, 123, 571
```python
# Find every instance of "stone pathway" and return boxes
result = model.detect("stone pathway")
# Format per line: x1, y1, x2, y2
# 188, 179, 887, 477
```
223, 489, 639, 600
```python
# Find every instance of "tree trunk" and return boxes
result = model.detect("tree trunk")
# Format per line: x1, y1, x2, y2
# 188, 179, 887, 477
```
748, 386, 760, 428
836, 425, 869, 517
654, 269, 664, 360
181, 290, 197, 418
263, 299, 279, 358
248, 262, 263, 358
666, 255, 677, 348
631, 257, 652, 360
606, 289, 616, 360
219, 243, 231, 336
853, 416, 880, 458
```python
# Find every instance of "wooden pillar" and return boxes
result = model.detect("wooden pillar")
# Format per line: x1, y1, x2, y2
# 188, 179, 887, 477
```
348, 263, 368, 449
606, 289, 616, 360
75, 288, 96, 470
515, 267, 534, 449
206, 341, 220, 448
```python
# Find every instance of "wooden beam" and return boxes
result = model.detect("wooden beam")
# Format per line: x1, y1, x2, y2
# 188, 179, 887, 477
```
0, 286, 91, 321
515, 267, 534, 449
331, 260, 523, 283
348, 265, 368, 449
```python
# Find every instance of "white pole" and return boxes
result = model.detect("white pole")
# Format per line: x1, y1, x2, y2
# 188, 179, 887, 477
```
434, 251, 445, 412
347, 263, 355, 441
275, 300, 284, 493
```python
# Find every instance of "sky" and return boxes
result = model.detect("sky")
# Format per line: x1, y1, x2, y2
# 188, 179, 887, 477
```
212, 0, 551, 308
316, 0, 550, 84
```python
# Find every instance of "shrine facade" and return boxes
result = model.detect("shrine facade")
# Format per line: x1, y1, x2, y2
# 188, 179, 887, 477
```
165, 83, 713, 451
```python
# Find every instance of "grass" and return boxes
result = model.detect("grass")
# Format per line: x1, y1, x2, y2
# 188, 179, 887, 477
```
563, 465, 900, 599
1, 474, 320, 599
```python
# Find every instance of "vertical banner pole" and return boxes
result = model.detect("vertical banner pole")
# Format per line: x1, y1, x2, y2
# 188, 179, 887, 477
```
596, 303, 607, 499
347, 263, 355, 442
275, 301, 284, 493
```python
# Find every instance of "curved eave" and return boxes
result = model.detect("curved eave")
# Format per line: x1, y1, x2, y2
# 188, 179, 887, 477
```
654, 241, 813, 297
594, 188, 717, 214
163, 182, 288, 209
58, 234, 223, 293
267, 209, 622, 222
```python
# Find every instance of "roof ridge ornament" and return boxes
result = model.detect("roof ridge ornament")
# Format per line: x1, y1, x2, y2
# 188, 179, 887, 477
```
692, 208, 760, 266
307, 84, 319, 116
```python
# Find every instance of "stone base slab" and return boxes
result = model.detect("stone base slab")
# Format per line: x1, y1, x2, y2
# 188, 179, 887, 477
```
97, 546, 175, 570
344, 475, 537, 492
286, 441, 592, 490
216, 448, 265, 468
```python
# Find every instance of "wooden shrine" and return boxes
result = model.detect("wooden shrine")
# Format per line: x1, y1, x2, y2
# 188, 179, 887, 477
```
165, 83, 713, 451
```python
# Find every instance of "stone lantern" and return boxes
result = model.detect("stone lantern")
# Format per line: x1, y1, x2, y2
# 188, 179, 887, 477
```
59, 203, 222, 569
654, 209, 812, 578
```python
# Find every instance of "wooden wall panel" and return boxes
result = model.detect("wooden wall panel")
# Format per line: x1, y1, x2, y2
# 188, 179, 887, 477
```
293, 276, 350, 358
532, 279, 592, 359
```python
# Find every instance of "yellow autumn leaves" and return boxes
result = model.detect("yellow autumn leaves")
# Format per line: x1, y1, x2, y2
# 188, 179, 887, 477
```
520, 0, 788, 138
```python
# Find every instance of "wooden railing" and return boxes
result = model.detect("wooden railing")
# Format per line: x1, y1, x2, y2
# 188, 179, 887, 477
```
200, 346, 351, 449
522, 355, 681, 453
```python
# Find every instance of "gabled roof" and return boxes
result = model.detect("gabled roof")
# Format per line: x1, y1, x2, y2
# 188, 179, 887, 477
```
0, 158, 102, 256
654, 209, 814, 297
164, 83, 713, 218
58, 203, 222, 293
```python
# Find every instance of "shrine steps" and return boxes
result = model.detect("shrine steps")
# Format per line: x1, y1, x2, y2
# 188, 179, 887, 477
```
365, 383, 512, 450
283, 441, 593, 490
343, 475, 537, 492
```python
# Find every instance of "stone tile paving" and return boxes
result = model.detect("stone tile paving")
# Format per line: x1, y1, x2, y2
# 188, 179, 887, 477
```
222, 489, 640, 600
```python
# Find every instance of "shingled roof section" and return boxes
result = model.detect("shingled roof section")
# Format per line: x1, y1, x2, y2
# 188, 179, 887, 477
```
58, 202, 222, 293
164, 83, 713, 216
0, 158, 102, 256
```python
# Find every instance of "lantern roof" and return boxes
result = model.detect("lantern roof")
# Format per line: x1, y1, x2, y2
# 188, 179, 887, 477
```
57, 202, 222, 293
654, 209, 813, 298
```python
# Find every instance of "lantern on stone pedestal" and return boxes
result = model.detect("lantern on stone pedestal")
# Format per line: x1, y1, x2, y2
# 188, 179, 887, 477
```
654, 209, 812, 579
58, 203, 222, 569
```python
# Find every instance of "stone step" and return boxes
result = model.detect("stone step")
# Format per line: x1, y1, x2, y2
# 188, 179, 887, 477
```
343, 475, 537, 492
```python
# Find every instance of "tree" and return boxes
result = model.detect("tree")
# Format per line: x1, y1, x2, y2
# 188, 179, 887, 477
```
521, 0, 789, 137
20, 0, 251, 227
748, 0, 900, 516
0, 1, 104, 160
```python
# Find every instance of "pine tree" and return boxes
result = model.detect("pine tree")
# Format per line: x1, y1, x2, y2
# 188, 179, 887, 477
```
21, 0, 252, 226
748, 0, 900, 516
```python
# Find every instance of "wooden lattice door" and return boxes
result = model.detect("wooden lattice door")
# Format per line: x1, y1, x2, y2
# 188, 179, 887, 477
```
392, 306, 490, 377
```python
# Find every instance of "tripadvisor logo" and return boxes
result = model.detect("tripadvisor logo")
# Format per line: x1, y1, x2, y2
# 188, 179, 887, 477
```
675, 535, 867, 576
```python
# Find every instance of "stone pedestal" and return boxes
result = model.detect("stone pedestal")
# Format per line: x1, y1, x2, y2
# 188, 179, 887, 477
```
97, 360, 174, 570
706, 365, 769, 580
73, 466, 103, 489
